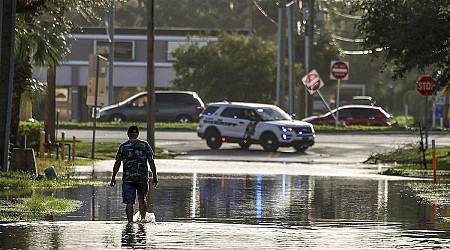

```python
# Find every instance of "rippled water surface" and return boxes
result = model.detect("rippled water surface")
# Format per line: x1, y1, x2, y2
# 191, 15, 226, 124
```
1, 173, 450, 249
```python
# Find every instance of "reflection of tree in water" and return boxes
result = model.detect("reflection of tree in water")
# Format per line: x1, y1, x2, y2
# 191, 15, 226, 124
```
122, 223, 147, 248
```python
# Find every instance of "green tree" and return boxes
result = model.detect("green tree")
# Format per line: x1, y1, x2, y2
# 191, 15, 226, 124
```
351, 0, 450, 89
73, 0, 251, 30
171, 33, 278, 103
75, 0, 279, 38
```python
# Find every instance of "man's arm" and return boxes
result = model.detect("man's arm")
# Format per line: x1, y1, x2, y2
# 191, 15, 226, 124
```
110, 160, 121, 187
148, 156, 158, 187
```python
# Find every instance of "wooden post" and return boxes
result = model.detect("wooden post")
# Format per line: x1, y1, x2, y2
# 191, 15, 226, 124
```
72, 136, 76, 161
61, 132, 65, 160
432, 140, 437, 184
47, 133, 52, 158
39, 131, 45, 158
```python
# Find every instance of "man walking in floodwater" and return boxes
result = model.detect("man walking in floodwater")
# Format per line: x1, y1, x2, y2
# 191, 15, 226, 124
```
110, 125, 158, 223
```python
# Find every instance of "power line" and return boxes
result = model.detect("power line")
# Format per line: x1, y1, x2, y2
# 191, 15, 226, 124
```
325, 6, 361, 20
332, 33, 364, 43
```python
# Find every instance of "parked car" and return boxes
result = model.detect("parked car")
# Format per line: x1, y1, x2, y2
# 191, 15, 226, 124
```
197, 102, 315, 152
302, 105, 391, 126
97, 91, 205, 123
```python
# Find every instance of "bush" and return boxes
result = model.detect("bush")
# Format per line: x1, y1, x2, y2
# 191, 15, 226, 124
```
18, 121, 44, 148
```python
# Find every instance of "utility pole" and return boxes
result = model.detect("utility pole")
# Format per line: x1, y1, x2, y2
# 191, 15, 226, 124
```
276, 0, 287, 110
302, 0, 314, 117
248, 0, 253, 34
0, 0, 16, 172
287, 1, 296, 115
147, 0, 155, 149
107, 0, 115, 105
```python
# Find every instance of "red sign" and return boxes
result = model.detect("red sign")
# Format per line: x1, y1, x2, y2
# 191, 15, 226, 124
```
302, 70, 324, 94
330, 61, 349, 80
416, 75, 436, 96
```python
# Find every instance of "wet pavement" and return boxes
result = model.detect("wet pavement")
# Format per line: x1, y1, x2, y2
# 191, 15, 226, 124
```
1, 159, 450, 249
3, 220, 450, 249
74, 159, 393, 178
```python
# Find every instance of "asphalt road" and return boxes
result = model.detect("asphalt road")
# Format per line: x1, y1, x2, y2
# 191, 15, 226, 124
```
63, 129, 450, 164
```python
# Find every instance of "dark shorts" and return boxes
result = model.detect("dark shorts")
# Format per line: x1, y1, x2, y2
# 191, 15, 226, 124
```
122, 181, 148, 204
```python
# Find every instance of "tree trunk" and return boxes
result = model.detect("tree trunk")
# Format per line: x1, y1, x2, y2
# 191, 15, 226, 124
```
0, 0, 17, 171
10, 60, 32, 146
44, 67, 56, 143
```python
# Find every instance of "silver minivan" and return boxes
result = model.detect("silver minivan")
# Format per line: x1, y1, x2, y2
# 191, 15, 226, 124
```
97, 91, 205, 122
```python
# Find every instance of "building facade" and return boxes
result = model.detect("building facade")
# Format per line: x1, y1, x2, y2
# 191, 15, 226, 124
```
33, 28, 217, 121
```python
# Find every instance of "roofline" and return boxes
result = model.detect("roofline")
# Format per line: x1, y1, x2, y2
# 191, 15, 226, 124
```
77, 27, 251, 37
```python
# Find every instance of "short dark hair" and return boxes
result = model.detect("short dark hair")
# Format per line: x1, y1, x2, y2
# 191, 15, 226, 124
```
127, 125, 139, 134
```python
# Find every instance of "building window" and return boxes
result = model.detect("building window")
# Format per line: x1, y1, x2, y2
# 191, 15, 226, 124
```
95, 41, 134, 60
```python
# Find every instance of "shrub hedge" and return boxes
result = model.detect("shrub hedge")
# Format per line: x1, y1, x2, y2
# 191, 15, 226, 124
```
18, 121, 44, 148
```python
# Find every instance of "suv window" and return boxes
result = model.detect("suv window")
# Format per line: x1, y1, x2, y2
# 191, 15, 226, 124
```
256, 107, 291, 121
178, 94, 195, 104
156, 93, 194, 104
203, 106, 219, 115
337, 109, 351, 118
192, 93, 204, 106
220, 107, 244, 119
129, 95, 147, 107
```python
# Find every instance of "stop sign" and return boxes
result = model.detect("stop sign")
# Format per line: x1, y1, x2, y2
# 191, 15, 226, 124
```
302, 70, 324, 95
416, 75, 436, 96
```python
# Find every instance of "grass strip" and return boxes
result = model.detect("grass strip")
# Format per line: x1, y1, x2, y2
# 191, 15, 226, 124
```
0, 195, 81, 221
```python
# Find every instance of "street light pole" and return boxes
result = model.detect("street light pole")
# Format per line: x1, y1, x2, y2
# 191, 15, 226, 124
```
91, 55, 108, 160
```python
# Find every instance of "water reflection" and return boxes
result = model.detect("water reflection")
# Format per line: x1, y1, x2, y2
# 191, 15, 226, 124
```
256, 175, 262, 221
122, 223, 147, 248
47, 173, 440, 229
1, 173, 450, 248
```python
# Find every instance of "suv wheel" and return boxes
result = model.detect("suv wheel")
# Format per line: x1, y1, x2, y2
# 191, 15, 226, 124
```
238, 141, 251, 149
109, 114, 125, 122
293, 145, 308, 152
176, 115, 192, 123
260, 133, 279, 152
205, 129, 222, 149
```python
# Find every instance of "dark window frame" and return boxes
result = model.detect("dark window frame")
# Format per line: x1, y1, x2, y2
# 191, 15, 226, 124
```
95, 40, 135, 61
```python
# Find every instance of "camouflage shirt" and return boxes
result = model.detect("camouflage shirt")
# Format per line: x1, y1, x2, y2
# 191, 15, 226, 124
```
116, 138, 154, 183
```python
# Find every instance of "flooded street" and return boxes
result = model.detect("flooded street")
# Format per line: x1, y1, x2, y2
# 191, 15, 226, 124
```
2, 159, 450, 249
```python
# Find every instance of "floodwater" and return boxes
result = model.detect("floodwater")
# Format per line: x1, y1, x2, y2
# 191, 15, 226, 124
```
2, 172, 450, 249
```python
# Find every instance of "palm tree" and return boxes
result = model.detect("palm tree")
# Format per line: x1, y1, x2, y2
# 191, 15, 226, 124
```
10, 0, 111, 145
20, 79, 46, 121
11, 10, 70, 145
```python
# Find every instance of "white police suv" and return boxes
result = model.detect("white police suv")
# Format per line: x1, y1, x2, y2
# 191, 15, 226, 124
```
197, 102, 315, 152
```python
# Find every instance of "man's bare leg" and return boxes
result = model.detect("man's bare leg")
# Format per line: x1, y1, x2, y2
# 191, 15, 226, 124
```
138, 198, 147, 220
126, 204, 134, 223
